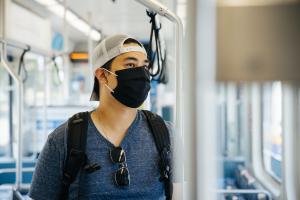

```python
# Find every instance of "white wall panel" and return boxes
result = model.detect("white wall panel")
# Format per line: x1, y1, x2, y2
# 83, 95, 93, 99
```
5, 1, 52, 52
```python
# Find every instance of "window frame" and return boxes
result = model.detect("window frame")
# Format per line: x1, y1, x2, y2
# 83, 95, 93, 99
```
261, 82, 283, 183
250, 83, 281, 198
281, 83, 300, 200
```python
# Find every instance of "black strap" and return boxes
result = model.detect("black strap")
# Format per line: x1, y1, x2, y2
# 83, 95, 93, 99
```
60, 110, 172, 200
146, 10, 168, 84
142, 110, 173, 200
17, 45, 30, 83
59, 112, 89, 200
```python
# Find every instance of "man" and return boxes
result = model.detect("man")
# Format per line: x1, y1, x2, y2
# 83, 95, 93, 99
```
29, 34, 175, 200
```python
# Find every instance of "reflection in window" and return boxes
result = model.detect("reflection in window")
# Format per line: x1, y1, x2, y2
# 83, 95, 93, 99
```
262, 82, 282, 181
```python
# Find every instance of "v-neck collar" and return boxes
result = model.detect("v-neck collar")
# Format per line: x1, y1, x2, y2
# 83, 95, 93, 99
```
88, 110, 140, 148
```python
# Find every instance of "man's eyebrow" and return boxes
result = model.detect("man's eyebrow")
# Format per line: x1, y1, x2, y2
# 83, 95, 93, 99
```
123, 57, 138, 62
123, 57, 150, 64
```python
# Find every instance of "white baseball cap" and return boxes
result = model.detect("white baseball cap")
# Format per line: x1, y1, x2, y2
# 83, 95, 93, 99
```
90, 34, 148, 101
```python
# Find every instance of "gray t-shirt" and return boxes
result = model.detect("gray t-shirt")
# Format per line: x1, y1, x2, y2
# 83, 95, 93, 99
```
29, 110, 173, 200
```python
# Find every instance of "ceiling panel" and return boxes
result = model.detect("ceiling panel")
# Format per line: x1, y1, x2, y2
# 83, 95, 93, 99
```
12, 0, 176, 44
67, 0, 152, 40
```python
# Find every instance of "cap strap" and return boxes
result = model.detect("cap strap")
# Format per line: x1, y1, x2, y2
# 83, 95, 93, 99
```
119, 46, 147, 55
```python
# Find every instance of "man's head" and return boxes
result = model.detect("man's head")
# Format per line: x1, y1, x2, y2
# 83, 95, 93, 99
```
90, 34, 150, 108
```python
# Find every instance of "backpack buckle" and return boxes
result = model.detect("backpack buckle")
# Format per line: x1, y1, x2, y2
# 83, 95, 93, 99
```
159, 165, 171, 182
159, 147, 172, 182
62, 172, 72, 186
72, 118, 84, 124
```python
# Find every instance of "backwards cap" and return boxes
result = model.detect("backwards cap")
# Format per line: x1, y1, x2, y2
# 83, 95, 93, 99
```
90, 34, 147, 101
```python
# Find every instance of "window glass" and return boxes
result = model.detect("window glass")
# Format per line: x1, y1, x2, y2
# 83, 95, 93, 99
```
217, 83, 251, 159
262, 82, 282, 181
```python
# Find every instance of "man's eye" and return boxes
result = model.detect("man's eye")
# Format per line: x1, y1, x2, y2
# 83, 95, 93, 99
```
126, 63, 135, 68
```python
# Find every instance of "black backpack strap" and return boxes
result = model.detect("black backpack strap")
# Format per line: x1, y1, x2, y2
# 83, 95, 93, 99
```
59, 111, 89, 200
142, 110, 173, 200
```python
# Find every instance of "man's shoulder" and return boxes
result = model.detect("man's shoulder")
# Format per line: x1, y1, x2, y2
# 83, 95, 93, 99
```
47, 121, 68, 149
29, 121, 69, 200
164, 121, 174, 133
139, 110, 174, 139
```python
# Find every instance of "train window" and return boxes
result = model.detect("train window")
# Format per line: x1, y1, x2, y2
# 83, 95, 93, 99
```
218, 83, 250, 159
47, 56, 66, 106
262, 82, 282, 181
23, 54, 47, 107
69, 62, 94, 105
22, 54, 47, 157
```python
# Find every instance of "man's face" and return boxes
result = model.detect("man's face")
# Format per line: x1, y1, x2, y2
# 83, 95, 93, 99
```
105, 43, 149, 90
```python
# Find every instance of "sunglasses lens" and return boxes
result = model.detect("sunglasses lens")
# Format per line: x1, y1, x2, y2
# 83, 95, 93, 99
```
110, 147, 129, 186
115, 167, 130, 186
110, 147, 126, 163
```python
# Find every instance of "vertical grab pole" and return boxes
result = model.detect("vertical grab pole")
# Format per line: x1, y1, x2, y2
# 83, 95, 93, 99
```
134, 0, 184, 198
0, 41, 23, 190
135, 0, 183, 131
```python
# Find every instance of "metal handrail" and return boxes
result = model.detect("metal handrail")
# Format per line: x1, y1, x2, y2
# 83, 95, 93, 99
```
13, 189, 25, 200
133, 2, 184, 198
135, 0, 184, 136
0, 167, 35, 174
0, 184, 31, 190
133, 1, 184, 199
133, 3, 184, 197
0, 39, 29, 51
0, 38, 51, 57
216, 189, 272, 199
0, 40, 24, 190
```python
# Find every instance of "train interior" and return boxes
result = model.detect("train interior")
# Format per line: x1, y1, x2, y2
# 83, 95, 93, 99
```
1, 0, 300, 199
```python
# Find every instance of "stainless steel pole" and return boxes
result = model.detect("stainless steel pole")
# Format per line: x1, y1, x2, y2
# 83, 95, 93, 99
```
134, 1, 184, 199
134, 0, 183, 135
0, 38, 51, 57
0, 41, 23, 190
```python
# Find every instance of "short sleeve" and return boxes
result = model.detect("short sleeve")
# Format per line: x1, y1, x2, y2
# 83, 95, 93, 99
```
28, 123, 67, 200
164, 121, 183, 183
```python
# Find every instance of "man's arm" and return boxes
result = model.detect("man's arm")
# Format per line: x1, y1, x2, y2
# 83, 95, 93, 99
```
28, 123, 66, 200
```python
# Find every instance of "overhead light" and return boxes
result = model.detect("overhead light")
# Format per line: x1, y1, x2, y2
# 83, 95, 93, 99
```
71, 17, 90, 34
47, 4, 64, 18
90, 30, 101, 41
34, 0, 101, 41
34, 0, 58, 6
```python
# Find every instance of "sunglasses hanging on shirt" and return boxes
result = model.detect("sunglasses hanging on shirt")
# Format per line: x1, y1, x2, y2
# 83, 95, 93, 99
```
110, 147, 130, 187
146, 10, 168, 84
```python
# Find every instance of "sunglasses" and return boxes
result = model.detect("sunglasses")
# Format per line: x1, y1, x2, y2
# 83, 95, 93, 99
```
110, 147, 130, 187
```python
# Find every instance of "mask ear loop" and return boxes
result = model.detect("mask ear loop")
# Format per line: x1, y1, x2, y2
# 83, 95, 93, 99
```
99, 67, 117, 93
105, 84, 115, 93
101, 67, 118, 77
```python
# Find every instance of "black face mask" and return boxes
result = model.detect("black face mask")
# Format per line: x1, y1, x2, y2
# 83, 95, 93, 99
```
107, 67, 151, 108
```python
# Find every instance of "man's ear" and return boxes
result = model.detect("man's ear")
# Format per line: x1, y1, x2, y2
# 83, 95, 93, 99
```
95, 68, 108, 84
